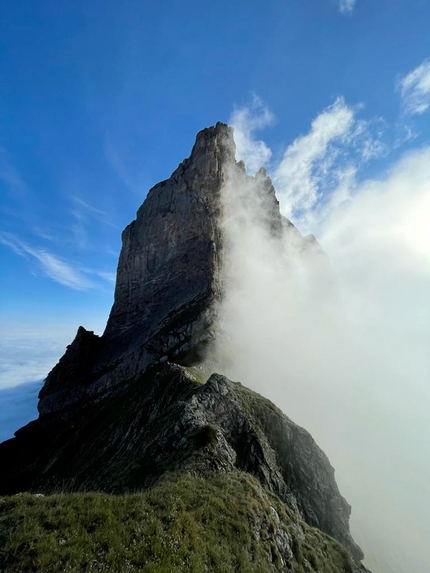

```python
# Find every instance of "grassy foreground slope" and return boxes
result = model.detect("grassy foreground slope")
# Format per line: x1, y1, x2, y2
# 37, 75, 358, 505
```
0, 364, 362, 561
0, 471, 356, 573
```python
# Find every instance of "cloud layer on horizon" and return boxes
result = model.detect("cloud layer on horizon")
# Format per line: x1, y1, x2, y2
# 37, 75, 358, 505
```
0, 381, 43, 443
0, 315, 109, 390
0, 325, 79, 390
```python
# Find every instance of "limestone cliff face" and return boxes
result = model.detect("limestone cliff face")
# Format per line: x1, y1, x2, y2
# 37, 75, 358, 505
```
104, 122, 232, 343
39, 123, 235, 417
38, 122, 297, 418
0, 123, 368, 571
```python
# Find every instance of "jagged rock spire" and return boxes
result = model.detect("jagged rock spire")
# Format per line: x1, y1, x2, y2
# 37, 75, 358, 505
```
38, 122, 289, 417
39, 123, 236, 416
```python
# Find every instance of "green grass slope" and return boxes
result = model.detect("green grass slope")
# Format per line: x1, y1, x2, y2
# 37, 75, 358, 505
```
0, 471, 357, 573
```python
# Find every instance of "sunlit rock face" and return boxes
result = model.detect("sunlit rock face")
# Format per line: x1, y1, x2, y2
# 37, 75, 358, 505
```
0, 123, 368, 570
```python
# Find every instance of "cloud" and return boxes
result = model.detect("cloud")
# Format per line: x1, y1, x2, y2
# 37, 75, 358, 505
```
84, 269, 116, 283
273, 97, 355, 215
72, 197, 106, 217
0, 381, 43, 442
0, 233, 95, 290
28, 248, 94, 289
314, 147, 430, 573
71, 196, 119, 229
230, 95, 274, 174
218, 99, 430, 573
0, 319, 108, 392
321, 147, 430, 265
398, 57, 430, 116
270, 98, 387, 232
338, 0, 356, 14
0, 326, 75, 390
30, 197, 119, 253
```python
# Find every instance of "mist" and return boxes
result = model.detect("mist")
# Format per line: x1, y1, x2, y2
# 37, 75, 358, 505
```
211, 100, 430, 572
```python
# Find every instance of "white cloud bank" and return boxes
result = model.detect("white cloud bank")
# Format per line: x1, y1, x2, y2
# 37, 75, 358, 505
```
232, 96, 387, 234
302, 146, 429, 573
0, 380, 43, 442
274, 97, 356, 219
398, 57, 430, 116
219, 98, 430, 573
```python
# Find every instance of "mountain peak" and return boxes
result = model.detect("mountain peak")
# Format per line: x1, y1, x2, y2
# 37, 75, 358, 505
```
0, 123, 367, 570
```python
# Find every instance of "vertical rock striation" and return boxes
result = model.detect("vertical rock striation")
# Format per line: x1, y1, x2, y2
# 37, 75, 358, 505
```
39, 123, 235, 416
38, 122, 299, 418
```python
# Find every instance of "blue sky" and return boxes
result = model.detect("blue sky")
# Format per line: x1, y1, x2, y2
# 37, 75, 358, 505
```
1, 0, 429, 440
1, 0, 429, 375
1, 2, 430, 570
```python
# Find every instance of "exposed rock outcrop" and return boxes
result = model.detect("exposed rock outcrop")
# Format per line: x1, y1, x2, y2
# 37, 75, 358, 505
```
0, 363, 363, 561
38, 122, 308, 419
0, 122, 368, 570
39, 123, 234, 417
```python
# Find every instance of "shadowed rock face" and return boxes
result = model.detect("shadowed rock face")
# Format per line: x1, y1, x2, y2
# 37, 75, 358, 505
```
0, 122, 367, 569
0, 363, 364, 562
37, 122, 297, 419
39, 123, 236, 417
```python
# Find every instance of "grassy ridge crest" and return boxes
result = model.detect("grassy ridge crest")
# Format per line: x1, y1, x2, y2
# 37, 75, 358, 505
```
0, 471, 354, 573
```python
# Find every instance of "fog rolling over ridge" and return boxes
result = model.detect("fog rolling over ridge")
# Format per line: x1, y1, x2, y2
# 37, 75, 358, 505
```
210, 114, 430, 573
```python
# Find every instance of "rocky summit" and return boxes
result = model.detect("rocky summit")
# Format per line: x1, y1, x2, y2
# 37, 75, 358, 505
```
0, 123, 370, 573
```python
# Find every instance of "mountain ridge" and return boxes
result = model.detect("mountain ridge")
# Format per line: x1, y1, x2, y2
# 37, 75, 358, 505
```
0, 123, 370, 572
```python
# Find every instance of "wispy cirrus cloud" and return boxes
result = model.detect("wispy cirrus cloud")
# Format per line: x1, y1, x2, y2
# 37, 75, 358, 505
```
105, 138, 136, 193
72, 197, 106, 217
84, 268, 116, 283
338, 0, 356, 15
71, 197, 119, 229
27, 248, 95, 290
30, 197, 119, 253
397, 57, 430, 116
0, 233, 94, 290
70, 196, 119, 249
